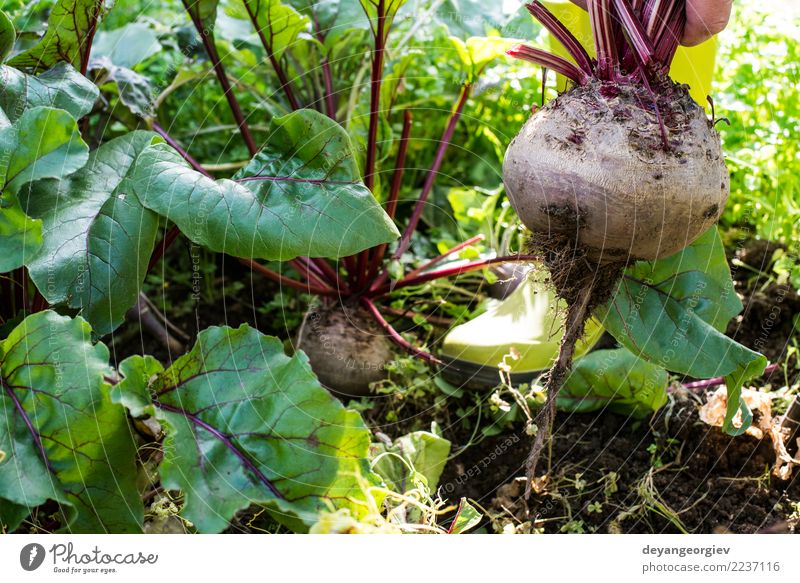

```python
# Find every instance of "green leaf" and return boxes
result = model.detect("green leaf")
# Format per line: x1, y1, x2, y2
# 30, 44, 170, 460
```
0, 200, 42, 273
22, 131, 161, 336
722, 358, 764, 436
116, 325, 383, 533
371, 430, 451, 493
90, 57, 154, 119
90, 22, 161, 69
0, 311, 142, 533
558, 347, 669, 417
0, 63, 99, 123
449, 36, 515, 82
133, 109, 399, 260
0, 106, 88, 271
287, 0, 369, 41
235, 0, 308, 60
8, 0, 106, 73
0, 9, 15, 63
0, 106, 89, 196
596, 227, 768, 433
449, 498, 482, 534
112, 355, 162, 418
435, 0, 518, 39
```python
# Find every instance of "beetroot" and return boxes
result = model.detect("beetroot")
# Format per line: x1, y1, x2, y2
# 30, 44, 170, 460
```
504, 78, 728, 263
502, 0, 730, 486
296, 303, 394, 397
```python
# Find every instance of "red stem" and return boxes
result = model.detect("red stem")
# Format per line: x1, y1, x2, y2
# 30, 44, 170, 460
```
289, 258, 331, 290
403, 234, 485, 280
642, 0, 678, 41
321, 57, 337, 120
372, 84, 472, 292
386, 110, 413, 222
343, 256, 358, 286
270, 54, 302, 111
364, 0, 386, 192
181, 0, 258, 156
613, 0, 656, 67
587, 0, 618, 80
298, 257, 332, 285
397, 85, 470, 246
312, 15, 337, 119
240, 258, 337, 296
681, 363, 781, 392
360, 296, 441, 364
355, 252, 370, 291
366, 110, 413, 282
653, 1, 685, 65
526, 2, 594, 74
240, 0, 301, 110
79, 1, 104, 76
148, 225, 182, 273
152, 123, 213, 178
350, 0, 389, 291
313, 258, 350, 293
373, 254, 540, 296
507, 45, 588, 84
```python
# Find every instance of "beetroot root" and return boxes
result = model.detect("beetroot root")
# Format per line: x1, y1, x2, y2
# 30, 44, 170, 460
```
503, 0, 732, 489
504, 78, 728, 263
296, 303, 394, 398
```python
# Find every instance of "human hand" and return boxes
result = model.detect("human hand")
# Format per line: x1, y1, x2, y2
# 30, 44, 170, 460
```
566, 0, 733, 46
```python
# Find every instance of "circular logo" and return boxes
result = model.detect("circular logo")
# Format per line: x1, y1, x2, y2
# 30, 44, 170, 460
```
19, 543, 46, 571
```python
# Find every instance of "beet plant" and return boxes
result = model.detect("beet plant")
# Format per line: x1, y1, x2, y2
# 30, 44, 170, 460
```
0, 0, 776, 533
156, 0, 535, 396
0, 0, 507, 532
503, 0, 767, 483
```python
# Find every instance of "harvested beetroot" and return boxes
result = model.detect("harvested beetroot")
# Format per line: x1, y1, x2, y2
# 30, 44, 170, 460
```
505, 78, 728, 263
503, 0, 731, 487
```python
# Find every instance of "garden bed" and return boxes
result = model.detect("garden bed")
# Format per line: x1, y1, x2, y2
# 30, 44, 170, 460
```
115, 240, 800, 534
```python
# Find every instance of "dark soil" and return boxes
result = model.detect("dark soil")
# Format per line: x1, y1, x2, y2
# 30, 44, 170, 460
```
439, 238, 800, 533
727, 241, 800, 366
111, 238, 799, 535
440, 394, 799, 533
108, 245, 295, 366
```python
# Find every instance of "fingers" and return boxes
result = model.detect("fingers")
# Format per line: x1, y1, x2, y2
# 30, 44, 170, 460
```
682, 0, 733, 46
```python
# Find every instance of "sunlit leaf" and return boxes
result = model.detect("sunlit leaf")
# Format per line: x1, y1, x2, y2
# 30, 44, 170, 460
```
558, 347, 669, 417
0, 63, 98, 123
133, 109, 399, 260
0, 311, 142, 533
23, 131, 161, 335
596, 227, 768, 434
9, 0, 106, 73
116, 325, 384, 533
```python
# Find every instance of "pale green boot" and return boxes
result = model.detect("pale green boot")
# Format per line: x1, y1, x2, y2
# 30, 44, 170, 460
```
439, 273, 604, 390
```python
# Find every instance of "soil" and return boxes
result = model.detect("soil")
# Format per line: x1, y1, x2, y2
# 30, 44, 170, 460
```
111, 239, 799, 535
109, 247, 293, 366
440, 393, 799, 533
437, 238, 800, 533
